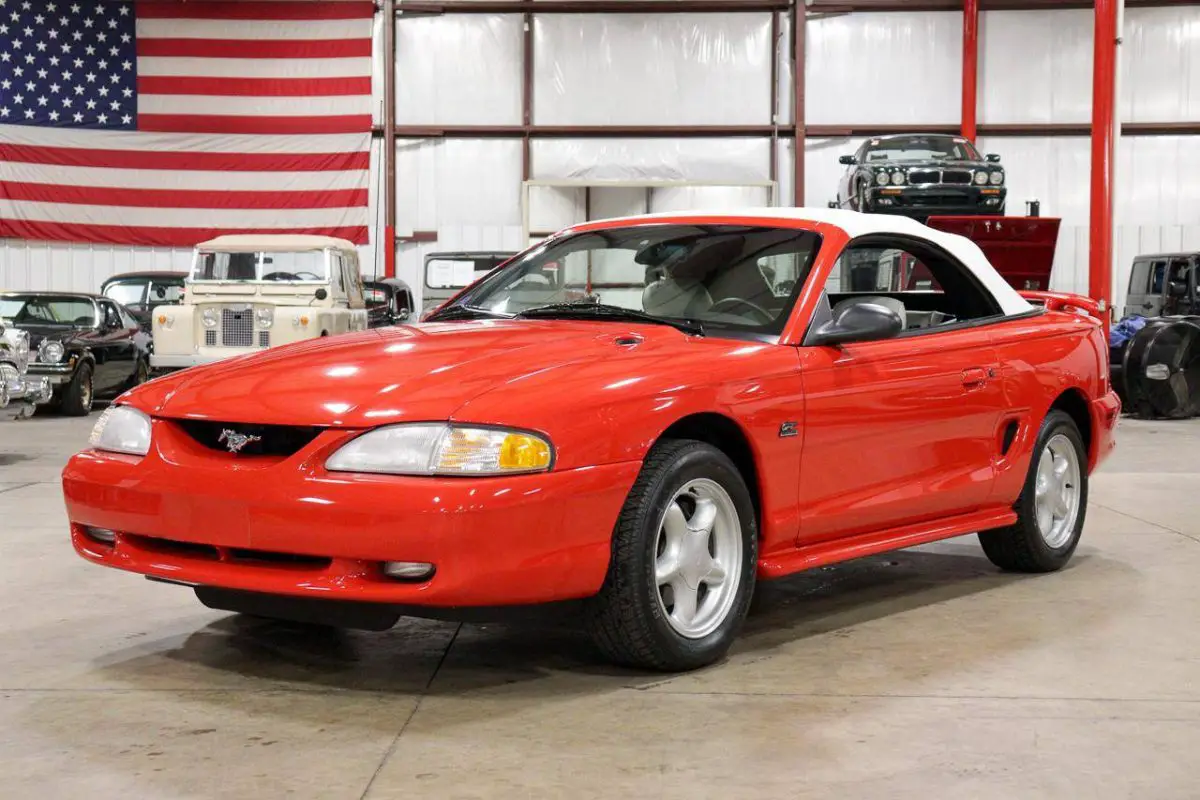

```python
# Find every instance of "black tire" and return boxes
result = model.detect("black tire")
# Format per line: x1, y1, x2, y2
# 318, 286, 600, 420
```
584, 439, 758, 671
978, 410, 1088, 572
60, 360, 94, 416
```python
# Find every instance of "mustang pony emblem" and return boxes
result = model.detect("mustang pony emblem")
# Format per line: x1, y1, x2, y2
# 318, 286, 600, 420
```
217, 429, 262, 454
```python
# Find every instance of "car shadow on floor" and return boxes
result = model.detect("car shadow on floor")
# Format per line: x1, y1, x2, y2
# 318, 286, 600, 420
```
90, 543, 1116, 705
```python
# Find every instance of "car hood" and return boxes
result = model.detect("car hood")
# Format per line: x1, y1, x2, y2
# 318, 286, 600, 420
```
138, 320, 700, 427
884, 159, 987, 171
8, 323, 85, 349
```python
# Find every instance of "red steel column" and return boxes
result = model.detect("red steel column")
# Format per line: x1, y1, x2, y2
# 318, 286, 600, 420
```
1089, 0, 1119, 324
383, 0, 397, 278
961, 0, 978, 142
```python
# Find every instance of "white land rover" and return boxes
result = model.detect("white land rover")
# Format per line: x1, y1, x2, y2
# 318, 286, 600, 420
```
151, 235, 369, 372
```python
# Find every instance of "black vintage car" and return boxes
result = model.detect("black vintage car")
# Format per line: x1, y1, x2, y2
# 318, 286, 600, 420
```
835, 134, 1006, 220
363, 277, 415, 327
0, 292, 151, 415
100, 271, 187, 328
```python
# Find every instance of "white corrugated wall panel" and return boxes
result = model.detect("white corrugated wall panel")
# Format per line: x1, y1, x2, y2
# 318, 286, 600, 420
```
807, 12, 961, 126
979, 10, 1093, 124
530, 138, 771, 182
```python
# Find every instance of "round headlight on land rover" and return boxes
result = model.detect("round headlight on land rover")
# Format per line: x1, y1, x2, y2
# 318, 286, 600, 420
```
38, 340, 65, 364
202, 308, 218, 329
255, 307, 274, 329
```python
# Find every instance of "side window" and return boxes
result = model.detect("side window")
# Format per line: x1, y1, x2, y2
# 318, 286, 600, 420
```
343, 255, 364, 306
150, 281, 184, 304
118, 306, 139, 329
820, 238, 1001, 335
1150, 260, 1167, 294
329, 253, 345, 295
99, 300, 121, 329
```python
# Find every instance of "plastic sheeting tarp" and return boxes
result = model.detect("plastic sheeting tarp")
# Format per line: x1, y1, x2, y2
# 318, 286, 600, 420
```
533, 14, 772, 126
395, 138, 524, 233
807, 12, 961, 126
395, 15, 523, 125
980, 10, 1093, 124
1123, 7, 1200, 122
531, 138, 770, 182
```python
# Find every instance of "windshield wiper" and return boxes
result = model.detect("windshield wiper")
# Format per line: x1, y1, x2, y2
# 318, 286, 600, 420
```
424, 304, 508, 322
516, 303, 703, 336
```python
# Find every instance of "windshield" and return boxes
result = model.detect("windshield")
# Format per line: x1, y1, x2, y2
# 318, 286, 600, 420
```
453, 225, 821, 335
0, 295, 96, 326
103, 281, 145, 307
863, 135, 981, 162
425, 256, 511, 290
192, 251, 328, 282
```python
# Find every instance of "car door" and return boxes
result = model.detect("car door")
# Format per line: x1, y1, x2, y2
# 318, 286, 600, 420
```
92, 299, 138, 392
795, 239, 1009, 544
1125, 258, 1163, 318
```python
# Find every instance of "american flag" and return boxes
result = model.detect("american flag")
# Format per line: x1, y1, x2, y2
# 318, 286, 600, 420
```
0, 0, 374, 247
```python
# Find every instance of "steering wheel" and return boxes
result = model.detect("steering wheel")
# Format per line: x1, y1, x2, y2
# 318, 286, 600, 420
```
262, 271, 301, 281
293, 271, 321, 280
708, 297, 773, 324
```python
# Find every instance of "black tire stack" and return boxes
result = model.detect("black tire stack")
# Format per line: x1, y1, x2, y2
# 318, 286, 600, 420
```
1120, 316, 1200, 419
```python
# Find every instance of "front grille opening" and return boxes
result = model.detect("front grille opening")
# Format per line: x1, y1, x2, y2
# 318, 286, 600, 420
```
204, 330, 217, 346
221, 308, 254, 348
257, 330, 270, 348
942, 170, 972, 184
228, 548, 331, 569
175, 419, 323, 457
908, 170, 938, 184
127, 534, 220, 561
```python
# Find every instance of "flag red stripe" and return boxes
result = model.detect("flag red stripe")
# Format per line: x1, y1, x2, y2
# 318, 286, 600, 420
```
137, 114, 373, 135
135, 1, 374, 21
136, 38, 373, 60
137, 76, 371, 97
0, 144, 369, 173
0, 219, 370, 247
2, 182, 368, 211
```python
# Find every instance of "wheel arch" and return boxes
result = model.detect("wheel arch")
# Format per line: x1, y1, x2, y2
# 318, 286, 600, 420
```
654, 412, 762, 529
1048, 387, 1092, 461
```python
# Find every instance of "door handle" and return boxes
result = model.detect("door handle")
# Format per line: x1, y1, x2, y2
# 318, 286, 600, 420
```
961, 367, 989, 388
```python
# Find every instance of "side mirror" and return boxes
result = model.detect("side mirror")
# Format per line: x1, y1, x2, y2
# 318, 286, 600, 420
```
838, 155, 856, 166
396, 308, 411, 322
986, 153, 1002, 163
315, 288, 328, 300
809, 301, 904, 346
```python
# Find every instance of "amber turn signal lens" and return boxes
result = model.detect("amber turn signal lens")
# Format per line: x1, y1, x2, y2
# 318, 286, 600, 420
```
498, 433, 552, 471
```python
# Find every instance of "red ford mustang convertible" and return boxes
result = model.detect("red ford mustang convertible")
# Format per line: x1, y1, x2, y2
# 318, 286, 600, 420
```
64, 209, 1119, 671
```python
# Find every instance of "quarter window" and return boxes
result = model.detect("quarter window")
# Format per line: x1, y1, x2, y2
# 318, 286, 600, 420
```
817, 236, 1002, 336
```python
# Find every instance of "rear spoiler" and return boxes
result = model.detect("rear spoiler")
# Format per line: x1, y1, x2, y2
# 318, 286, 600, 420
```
1018, 290, 1105, 320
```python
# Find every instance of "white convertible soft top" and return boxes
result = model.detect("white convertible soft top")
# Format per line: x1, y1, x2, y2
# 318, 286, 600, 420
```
196, 234, 357, 253
580, 207, 1033, 317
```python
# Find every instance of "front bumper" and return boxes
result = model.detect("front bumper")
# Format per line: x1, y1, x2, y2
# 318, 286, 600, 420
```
62, 419, 639, 608
865, 185, 1006, 216
0, 373, 52, 420
151, 347, 262, 370
27, 362, 75, 386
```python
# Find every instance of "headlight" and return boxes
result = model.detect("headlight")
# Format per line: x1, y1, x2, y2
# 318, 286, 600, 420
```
890, 171, 905, 186
202, 308, 218, 329
38, 340, 65, 364
255, 307, 274, 329
0, 363, 18, 387
974, 170, 989, 185
874, 171, 889, 186
325, 423, 553, 476
88, 405, 152, 456
990, 171, 1004, 185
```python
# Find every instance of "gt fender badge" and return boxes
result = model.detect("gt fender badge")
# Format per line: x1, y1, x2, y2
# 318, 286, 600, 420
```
218, 429, 262, 454
779, 421, 799, 438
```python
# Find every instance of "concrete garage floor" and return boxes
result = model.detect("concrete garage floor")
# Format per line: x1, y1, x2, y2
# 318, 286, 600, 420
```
1, 413, 1198, 799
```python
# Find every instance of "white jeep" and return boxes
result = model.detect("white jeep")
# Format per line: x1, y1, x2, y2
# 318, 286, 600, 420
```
151, 235, 369, 372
